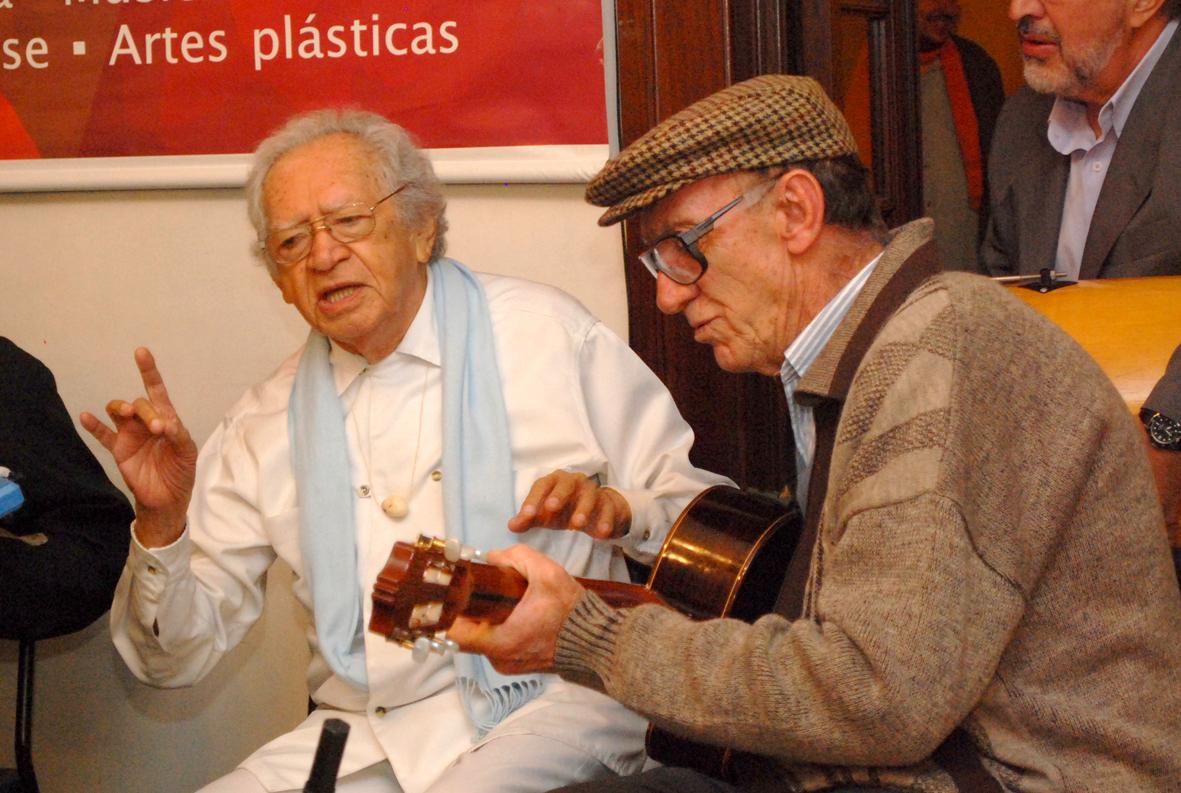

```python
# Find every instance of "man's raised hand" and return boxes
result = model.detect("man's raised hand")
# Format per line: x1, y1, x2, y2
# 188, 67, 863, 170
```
80, 347, 197, 547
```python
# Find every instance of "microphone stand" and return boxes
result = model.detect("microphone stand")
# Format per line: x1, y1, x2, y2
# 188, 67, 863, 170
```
303, 718, 350, 793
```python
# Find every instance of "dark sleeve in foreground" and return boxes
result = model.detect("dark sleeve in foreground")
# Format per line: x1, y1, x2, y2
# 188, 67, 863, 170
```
977, 88, 1057, 277
1144, 343, 1181, 581
0, 338, 134, 640
957, 34, 1007, 247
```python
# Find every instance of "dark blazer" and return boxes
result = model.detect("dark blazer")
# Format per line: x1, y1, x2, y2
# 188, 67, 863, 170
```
1147, 344, 1181, 419
955, 35, 1006, 244
1145, 343, 1181, 586
0, 338, 133, 640
980, 25, 1181, 280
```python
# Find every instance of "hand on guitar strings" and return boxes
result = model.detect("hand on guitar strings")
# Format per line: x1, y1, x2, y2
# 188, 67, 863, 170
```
446, 543, 585, 675
508, 470, 632, 540
80, 347, 198, 549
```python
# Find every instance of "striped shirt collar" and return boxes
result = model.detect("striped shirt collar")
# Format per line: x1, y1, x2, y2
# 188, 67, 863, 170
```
779, 251, 882, 511
781, 252, 883, 391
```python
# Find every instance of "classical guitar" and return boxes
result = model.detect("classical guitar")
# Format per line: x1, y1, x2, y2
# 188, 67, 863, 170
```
369, 484, 802, 775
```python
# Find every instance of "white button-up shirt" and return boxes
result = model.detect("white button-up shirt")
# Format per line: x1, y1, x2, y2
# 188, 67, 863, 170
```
110, 271, 729, 792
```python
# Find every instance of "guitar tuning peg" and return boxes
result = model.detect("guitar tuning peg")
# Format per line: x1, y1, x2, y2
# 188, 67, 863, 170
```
458, 545, 486, 562
429, 637, 457, 656
443, 538, 462, 563
411, 636, 433, 663
411, 635, 457, 661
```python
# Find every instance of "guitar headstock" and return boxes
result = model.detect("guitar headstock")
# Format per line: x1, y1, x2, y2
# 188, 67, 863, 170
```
370, 535, 512, 660
370, 532, 668, 662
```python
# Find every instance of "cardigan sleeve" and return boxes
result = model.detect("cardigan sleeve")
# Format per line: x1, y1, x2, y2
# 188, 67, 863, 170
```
553, 491, 1024, 767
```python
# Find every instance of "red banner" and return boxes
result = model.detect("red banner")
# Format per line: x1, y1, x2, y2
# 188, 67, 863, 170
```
0, 1, 608, 160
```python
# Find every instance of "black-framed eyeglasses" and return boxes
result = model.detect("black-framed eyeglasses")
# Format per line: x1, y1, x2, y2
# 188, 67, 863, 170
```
638, 177, 777, 285
262, 184, 407, 267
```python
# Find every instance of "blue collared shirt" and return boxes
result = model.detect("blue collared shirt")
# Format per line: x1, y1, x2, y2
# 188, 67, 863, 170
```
780, 253, 881, 513
1049, 19, 1178, 279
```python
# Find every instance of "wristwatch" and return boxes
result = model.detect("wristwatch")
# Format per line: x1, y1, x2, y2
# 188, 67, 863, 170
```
1141, 408, 1181, 450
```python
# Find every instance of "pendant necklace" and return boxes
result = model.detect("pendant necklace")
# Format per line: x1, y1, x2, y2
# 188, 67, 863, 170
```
355, 364, 429, 521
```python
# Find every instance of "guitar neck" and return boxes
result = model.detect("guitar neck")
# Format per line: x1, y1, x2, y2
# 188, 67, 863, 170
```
578, 577, 667, 609
460, 561, 666, 624
370, 488, 797, 671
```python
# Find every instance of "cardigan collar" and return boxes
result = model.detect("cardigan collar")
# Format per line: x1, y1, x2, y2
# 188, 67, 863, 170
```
797, 218, 941, 406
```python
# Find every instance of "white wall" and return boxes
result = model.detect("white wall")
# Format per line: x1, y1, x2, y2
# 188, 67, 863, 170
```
0, 183, 626, 793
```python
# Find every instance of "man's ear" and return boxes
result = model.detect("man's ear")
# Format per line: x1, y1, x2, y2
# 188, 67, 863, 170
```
772, 169, 826, 256
414, 218, 439, 264
1129, 0, 1167, 27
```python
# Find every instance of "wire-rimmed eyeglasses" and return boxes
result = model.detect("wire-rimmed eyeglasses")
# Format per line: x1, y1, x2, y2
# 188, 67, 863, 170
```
638, 177, 778, 285
262, 184, 407, 267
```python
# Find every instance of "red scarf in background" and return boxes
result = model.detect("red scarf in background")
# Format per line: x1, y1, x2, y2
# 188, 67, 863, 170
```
920, 38, 983, 210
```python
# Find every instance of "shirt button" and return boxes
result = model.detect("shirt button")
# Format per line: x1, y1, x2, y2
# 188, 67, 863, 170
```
147, 565, 158, 575
430, 470, 442, 482
375, 706, 388, 716
1091, 162, 1103, 171
358, 484, 371, 498
642, 529, 651, 541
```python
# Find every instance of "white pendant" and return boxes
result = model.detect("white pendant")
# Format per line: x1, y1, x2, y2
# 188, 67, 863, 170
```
381, 494, 409, 519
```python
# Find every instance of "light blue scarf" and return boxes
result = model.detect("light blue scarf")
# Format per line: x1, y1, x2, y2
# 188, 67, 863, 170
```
288, 258, 544, 734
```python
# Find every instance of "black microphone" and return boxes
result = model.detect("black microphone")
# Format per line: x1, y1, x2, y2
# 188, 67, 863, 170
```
303, 718, 350, 793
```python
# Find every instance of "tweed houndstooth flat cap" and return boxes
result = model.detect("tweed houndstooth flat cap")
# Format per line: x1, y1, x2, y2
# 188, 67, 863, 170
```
586, 74, 858, 226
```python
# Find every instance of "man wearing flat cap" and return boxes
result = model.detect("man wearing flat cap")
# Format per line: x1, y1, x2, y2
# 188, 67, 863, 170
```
450, 75, 1181, 792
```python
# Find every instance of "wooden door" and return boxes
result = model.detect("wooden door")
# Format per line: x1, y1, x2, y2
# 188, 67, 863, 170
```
798, 1, 922, 226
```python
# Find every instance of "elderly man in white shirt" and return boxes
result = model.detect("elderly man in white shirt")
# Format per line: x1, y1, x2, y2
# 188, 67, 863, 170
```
81, 109, 728, 793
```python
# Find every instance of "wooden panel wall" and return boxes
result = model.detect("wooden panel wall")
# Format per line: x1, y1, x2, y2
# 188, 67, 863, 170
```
614, 0, 794, 492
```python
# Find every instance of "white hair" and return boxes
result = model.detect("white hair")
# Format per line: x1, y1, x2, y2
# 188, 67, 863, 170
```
245, 108, 448, 274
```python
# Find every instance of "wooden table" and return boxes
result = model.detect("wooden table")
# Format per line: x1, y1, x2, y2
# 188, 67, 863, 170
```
1008, 276, 1181, 414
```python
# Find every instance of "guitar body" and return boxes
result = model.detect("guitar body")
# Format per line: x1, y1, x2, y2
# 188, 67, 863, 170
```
643, 486, 801, 776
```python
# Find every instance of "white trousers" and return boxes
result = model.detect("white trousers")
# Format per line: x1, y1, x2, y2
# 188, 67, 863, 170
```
196, 732, 615, 793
